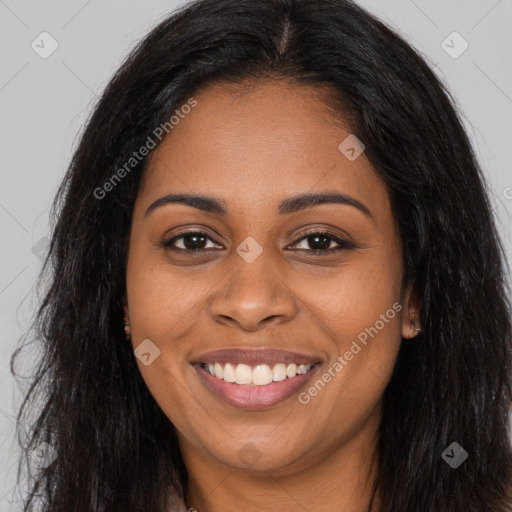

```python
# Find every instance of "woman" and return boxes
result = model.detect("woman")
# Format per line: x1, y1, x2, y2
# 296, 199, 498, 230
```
11, 0, 512, 510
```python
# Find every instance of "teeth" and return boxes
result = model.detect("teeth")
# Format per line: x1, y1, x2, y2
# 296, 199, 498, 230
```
223, 362, 236, 383
296, 364, 309, 375
252, 365, 273, 385
286, 363, 297, 378
235, 363, 252, 385
272, 363, 287, 381
204, 362, 314, 385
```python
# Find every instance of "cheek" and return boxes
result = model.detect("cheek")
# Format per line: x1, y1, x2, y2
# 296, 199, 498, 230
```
133, 358, 208, 448
311, 321, 401, 447
292, 248, 403, 418
124, 245, 201, 402
296, 248, 403, 341
126, 248, 215, 343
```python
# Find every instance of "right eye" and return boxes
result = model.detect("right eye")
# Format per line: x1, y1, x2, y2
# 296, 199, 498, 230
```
160, 230, 223, 252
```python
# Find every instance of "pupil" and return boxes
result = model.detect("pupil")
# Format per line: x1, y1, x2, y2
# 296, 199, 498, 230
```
184, 234, 206, 250
309, 235, 330, 250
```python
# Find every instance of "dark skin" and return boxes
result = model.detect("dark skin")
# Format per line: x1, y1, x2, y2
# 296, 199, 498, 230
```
124, 80, 421, 512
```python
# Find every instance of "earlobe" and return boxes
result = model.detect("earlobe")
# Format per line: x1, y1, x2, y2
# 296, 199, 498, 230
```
402, 313, 422, 340
408, 315, 422, 337
121, 296, 131, 340
401, 282, 422, 340
124, 317, 131, 340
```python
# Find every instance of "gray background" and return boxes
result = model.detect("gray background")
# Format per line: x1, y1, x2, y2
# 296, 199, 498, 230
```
1, 0, 511, 509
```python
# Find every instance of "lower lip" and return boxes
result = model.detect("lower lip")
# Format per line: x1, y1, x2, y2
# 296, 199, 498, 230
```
193, 364, 321, 410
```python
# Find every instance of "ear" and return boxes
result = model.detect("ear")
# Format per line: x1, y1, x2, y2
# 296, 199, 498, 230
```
401, 281, 422, 339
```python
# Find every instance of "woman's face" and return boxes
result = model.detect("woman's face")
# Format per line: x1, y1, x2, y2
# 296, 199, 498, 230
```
125, 80, 418, 474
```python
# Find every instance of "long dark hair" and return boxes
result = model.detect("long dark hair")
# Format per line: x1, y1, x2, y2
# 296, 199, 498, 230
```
11, 0, 512, 510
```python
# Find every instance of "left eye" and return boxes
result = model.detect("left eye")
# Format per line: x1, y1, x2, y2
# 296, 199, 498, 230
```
289, 231, 355, 252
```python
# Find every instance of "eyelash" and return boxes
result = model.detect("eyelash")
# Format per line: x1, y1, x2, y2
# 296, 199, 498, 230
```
160, 229, 356, 255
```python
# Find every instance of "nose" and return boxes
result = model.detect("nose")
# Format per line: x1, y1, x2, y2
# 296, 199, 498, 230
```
209, 256, 299, 332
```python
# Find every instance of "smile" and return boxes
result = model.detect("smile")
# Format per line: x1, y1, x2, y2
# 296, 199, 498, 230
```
201, 362, 315, 385
190, 348, 324, 409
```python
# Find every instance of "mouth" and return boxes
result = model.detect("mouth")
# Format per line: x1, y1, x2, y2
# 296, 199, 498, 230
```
190, 348, 323, 410
199, 361, 317, 385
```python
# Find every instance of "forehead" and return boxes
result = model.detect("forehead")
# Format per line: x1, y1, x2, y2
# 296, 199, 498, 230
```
138, 80, 390, 221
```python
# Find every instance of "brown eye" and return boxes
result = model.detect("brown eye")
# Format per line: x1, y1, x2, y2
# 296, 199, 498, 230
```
290, 231, 355, 253
161, 230, 221, 251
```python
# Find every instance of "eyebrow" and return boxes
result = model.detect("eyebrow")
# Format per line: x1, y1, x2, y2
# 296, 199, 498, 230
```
144, 191, 374, 221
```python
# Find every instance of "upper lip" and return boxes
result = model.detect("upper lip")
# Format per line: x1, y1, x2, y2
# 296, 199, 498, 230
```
190, 348, 323, 366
